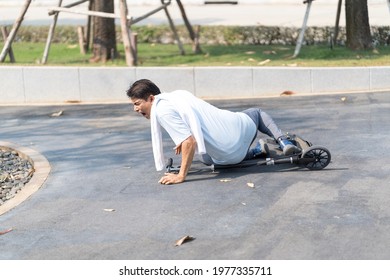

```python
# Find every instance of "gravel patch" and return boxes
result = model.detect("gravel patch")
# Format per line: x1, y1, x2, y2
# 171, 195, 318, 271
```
0, 147, 34, 206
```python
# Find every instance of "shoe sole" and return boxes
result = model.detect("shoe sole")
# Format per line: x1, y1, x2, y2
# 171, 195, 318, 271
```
283, 144, 301, 156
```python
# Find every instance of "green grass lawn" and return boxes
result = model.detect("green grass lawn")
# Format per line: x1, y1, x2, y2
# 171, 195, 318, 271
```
1, 42, 390, 67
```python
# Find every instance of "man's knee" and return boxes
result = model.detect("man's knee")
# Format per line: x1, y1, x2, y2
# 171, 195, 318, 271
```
242, 108, 262, 127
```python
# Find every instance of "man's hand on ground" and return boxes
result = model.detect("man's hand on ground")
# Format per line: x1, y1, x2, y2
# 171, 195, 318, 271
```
159, 173, 185, 185
158, 136, 196, 185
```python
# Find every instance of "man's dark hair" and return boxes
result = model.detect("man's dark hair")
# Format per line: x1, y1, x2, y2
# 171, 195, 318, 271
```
126, 79, 161, 100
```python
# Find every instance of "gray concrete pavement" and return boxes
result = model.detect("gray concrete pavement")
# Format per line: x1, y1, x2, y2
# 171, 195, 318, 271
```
1, 91, 390, 259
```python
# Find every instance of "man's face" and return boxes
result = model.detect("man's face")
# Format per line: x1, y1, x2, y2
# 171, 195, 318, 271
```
131, 95, 154, 119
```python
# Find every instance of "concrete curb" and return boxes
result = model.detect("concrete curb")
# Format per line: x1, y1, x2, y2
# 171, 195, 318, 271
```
1, 66, 390, 104
0, 141, 51, 216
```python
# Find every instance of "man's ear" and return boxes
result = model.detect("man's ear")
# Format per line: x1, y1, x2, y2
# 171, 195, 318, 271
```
149, 95, 155, 103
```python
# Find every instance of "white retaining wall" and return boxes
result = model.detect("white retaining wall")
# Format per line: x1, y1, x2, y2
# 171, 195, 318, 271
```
1, 66, 390, 104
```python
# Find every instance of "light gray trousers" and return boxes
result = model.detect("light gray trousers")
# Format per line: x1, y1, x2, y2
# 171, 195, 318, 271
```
242, 108, 283, 140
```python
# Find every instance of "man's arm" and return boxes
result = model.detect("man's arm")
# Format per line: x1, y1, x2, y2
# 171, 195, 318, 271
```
158, 135, 196, 185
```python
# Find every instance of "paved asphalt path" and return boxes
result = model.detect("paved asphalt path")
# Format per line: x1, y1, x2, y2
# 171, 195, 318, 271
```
1, 91, 390, 260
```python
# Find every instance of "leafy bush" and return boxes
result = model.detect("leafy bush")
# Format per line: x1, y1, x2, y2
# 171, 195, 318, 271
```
2, 25, 389, 46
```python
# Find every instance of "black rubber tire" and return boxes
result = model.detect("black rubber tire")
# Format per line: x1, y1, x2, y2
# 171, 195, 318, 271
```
301, 146, 331, 170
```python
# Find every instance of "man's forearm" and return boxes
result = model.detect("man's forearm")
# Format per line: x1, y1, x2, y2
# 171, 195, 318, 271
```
158, 135, 197, 185
178, 136, 196, 180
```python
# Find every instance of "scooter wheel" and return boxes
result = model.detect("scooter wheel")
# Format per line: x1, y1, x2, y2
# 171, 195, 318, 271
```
301, 146, 331, 170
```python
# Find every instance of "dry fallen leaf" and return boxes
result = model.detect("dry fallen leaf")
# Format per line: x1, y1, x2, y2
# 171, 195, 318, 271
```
258, 59, 271, 65
175, 235, 195, 246
220, 179, 232, 182
262, 50, 277, 55
0, 173, 9, 182
280, 90, 295, 96
51, 110, 63, 117
0, 228, 13, 235
247, 182, 255, 188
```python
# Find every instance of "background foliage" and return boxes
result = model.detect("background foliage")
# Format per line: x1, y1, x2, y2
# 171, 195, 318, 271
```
5, 24, 390, 46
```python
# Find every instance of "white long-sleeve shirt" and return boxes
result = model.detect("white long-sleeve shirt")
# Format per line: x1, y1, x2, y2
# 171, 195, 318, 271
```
151, 90, 256, 170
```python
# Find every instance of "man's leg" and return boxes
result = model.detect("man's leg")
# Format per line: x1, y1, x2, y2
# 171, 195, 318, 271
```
199, 153, 214, 165
243, 108, 300, 156
242, 108, 283, 139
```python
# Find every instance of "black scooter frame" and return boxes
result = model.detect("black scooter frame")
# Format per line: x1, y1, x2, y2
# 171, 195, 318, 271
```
166, 134, 331, 173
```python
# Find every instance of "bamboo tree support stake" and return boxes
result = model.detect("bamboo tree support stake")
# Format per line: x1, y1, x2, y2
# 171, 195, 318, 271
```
193, 25, 201, 54
130, 33, 138, 64
333, 0, 342, 46
293, 0, 314, 58
0, 0, 32, 63
162, 0, 185, 55
85, 0, 94, 52
48, 0, 89, 15
42, 0, 63, 64
1, 27, 15, 62
77, 26, 87, 55
176, 0, 202, 54
119, 0, 136, 66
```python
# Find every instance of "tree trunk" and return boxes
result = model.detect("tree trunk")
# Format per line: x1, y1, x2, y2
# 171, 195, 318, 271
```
90, 0, 117, 62
345, 0, 372, 50
176, 0, 202, 54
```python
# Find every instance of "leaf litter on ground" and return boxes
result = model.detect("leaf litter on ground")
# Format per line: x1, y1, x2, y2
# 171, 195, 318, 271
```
175, 235, 195, 246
